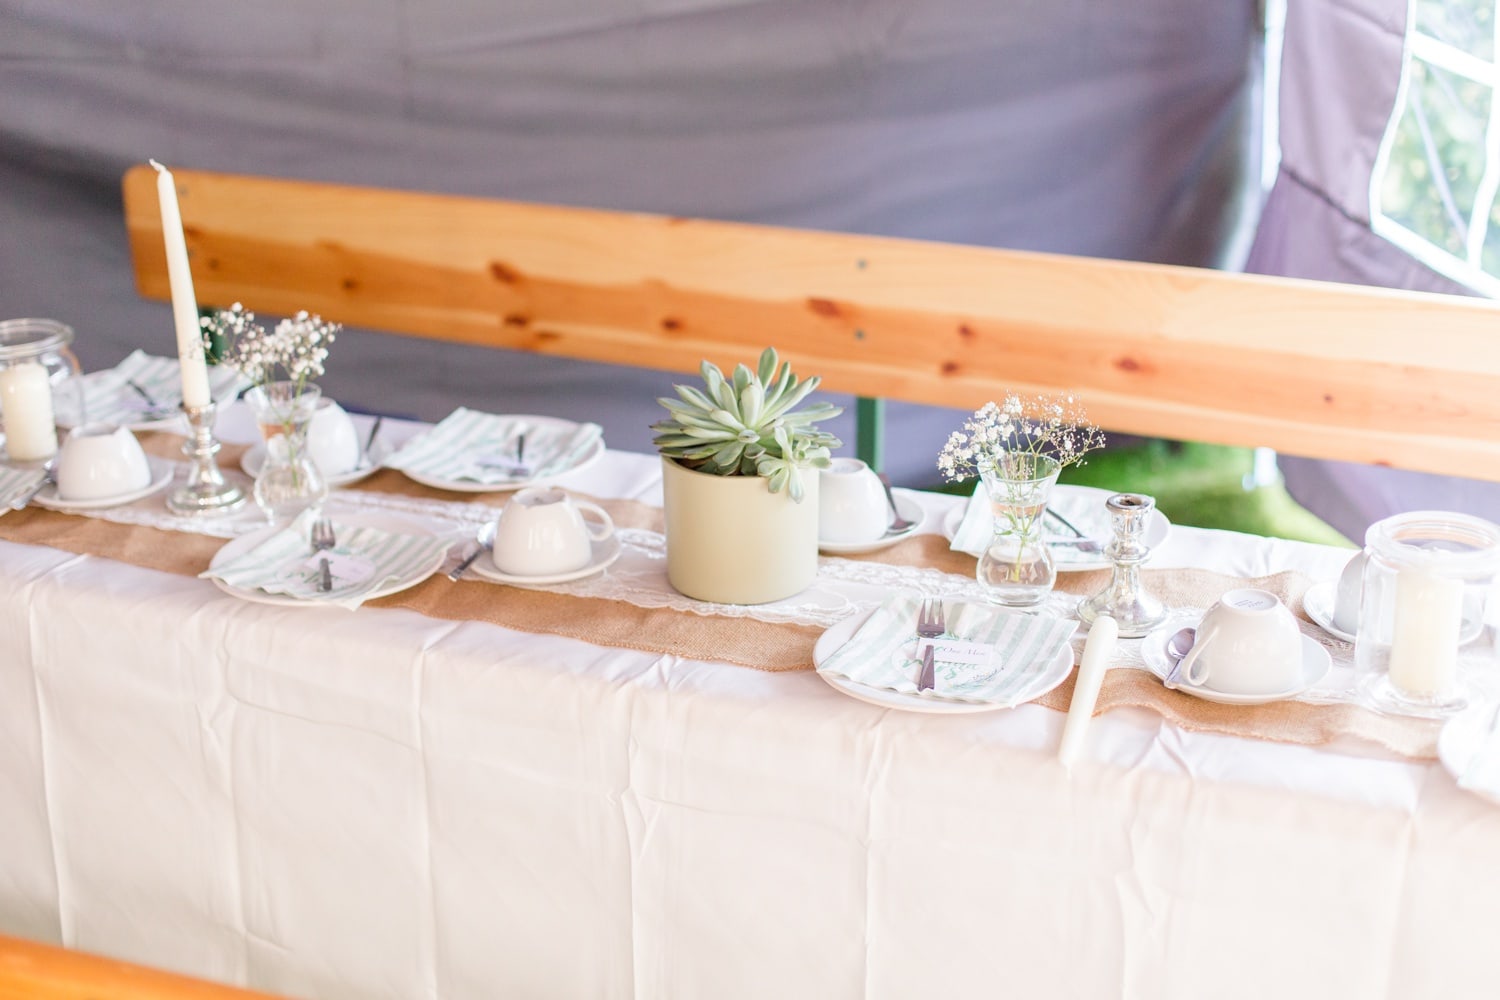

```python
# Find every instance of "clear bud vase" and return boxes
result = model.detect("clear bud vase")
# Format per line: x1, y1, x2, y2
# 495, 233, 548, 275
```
976, 454, 1061, 607
245, 380, 328, 524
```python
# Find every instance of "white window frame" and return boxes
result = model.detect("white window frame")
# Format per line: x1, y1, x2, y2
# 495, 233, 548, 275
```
1371, 0, 1500, 297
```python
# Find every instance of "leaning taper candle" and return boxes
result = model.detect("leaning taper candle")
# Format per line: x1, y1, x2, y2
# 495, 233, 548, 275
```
1059, 615, 1118, 769
150, 159, 212, 409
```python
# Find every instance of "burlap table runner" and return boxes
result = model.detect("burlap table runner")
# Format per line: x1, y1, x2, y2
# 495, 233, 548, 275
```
0, 436, 1440, 759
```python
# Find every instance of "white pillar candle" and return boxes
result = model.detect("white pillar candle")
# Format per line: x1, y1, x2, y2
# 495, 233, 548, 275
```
1387, 568, 1464, 696
0, 362, 58, 462
1059, 615, 1118, 769
150, 160, 213, 409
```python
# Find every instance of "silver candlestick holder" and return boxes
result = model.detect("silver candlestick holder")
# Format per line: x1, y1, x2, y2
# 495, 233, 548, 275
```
1077, 493, 1167, 638
166, 401, 247, 516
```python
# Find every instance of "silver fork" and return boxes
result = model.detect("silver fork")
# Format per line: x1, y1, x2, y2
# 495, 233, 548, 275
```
1045, 507, 1103, 553
916, 598, 946, 691
311, 517, 337, 592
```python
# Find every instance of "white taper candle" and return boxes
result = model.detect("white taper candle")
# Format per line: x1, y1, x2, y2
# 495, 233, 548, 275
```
1059, 615, 1118, 769
150, 159, 212, 409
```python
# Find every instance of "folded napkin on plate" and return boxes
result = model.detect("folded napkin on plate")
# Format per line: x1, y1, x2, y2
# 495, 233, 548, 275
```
0, 465, 46, 514
949, 485, 1108, 564
199, 510, 450, 609
60, 350, 247, 427
383, 408, 603, 485
820, 594, 1078, 703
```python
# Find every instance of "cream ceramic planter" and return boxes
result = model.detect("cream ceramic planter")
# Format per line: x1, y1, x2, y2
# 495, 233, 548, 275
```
660, 456, 820, 604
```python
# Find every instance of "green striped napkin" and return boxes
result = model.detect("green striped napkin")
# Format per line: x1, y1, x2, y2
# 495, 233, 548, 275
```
383, 408, 603, 485
61, 351, 247, 426
200, 511, 449, 609
0, 465, 46, 513
820, 595, 1078, 703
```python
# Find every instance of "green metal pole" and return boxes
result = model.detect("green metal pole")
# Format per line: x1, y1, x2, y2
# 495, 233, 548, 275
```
855, 396, 885, 472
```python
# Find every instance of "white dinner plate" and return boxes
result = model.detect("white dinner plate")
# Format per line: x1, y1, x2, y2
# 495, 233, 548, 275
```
812, 606, 1075, 714
241, 438, 390, 488
1301, 580, 1356, 643
207, 511, 443, 607
941, 483, 1172, 572
1439, 701, 1500, 806
390, 414, 605, 493
819, 492, 927, 555
1139, 623, 1332, 706
32, 456, 174, 511
469, 532, 623, 586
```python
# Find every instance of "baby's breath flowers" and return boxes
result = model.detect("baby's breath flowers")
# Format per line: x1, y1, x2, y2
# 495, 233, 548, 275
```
201, 303, 338, 393
937, 393, 1104, 483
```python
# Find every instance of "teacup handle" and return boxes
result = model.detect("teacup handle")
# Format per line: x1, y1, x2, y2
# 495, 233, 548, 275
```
1178, 626, 1218, 687
573, 500, 614, 541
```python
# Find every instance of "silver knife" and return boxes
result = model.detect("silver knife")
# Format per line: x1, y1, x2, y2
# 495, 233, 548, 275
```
918, 643, 936, 692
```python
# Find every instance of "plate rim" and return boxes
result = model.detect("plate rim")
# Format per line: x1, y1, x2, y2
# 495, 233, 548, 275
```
818, 490, 928, 555
32, 455, 174, 511
940, 483, 1172, 572
1141, 624, 1332, 706
207, 510, 443, 607
387, 412, 604, 492
812, 605, 1075, 714
469, 531, 623, 586
1301, 579, 1356, 643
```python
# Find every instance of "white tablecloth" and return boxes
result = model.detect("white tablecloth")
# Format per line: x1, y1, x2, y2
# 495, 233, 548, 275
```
3, 421, 1498, 1000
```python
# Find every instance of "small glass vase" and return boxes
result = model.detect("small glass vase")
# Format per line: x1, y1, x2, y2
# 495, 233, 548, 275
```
245, 380, 327, 524
976, 454, 1061, 607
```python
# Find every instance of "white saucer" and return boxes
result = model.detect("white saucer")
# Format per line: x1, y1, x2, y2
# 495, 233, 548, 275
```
470, 532, 623, 586
1302, 580, 1356, 643
1140, 623, 1332, 706
940, 483, 1172, 572
241, 439, 389, 488
207, 511, 443, 607
812, 606, 1075, 714
389, 414, 605, 493
32, 457, 174, 511
819, 492, 927, 555
1439, 701, 1500, 806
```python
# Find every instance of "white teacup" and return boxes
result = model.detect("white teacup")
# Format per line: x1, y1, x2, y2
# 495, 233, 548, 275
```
56, 422, 152, 501
818, 458, 891, 545
1179, 588, 1303, 695
491, 486, 614, 577
308, 399, 362, 476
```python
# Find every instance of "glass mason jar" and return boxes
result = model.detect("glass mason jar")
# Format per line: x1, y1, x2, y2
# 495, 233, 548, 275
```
976, 454, 1061, 607
1355, 511, 1500, 717
0, 318, 84, 464
244, 380, 328, 524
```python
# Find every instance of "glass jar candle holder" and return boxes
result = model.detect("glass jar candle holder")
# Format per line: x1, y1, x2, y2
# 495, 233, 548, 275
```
1355, 511, 1500, 718
0, 318, 84, 465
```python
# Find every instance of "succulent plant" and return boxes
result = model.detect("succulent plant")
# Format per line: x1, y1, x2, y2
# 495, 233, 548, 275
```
652, 347, 842, 501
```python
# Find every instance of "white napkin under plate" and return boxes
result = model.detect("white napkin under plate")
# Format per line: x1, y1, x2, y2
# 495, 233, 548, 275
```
819, 594, 1078, 703
59, 350, 248, 427
200, 510, 449, 609
383, 408, 603, 485
950, 483, 1111, 565
0, 465, 46, 513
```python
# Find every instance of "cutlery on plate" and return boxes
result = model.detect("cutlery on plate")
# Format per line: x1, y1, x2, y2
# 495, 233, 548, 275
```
877, 472, 915, 533
311, 517, 337, 592
1045, 507, 1103, 553
10, 466, 55, 510
1163, 626, 1196, 688
448, 520, 497, 581
360, 415, 384, 467
125, 378, 177, 419
915, 598, 945, 691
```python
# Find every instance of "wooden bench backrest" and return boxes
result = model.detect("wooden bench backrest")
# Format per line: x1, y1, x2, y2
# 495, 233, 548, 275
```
122, 165, 1500, 482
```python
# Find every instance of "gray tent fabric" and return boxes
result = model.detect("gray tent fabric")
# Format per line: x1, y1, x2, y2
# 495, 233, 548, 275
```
1245, 0, 1500, 540
1, 1, 1260, 487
